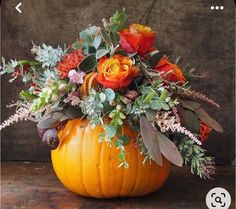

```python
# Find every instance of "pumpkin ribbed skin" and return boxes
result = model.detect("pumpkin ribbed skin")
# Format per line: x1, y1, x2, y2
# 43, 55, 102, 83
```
51, 119, 170, 198
80, 72, 98, 96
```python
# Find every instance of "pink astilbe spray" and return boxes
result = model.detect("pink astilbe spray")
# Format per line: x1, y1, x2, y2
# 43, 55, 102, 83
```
155, 108, 202, 145
175, 87, 220, 108
0, 107, 30, 130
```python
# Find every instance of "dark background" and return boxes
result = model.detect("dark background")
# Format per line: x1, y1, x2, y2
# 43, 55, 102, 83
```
1, 0, 235, 163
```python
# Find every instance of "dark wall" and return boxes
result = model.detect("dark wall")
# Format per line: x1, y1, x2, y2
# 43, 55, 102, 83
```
1, 0, 235, 163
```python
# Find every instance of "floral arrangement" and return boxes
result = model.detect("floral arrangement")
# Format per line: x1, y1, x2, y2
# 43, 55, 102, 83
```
1, 9, 223, 179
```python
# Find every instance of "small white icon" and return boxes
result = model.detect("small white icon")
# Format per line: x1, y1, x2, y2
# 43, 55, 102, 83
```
210, 5, 224, 10
15, 2, 22, 13
206, 187, 231, 209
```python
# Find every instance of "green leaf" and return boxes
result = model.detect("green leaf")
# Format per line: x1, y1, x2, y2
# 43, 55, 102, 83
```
72, 41, 82, 50
152, 79, 163, 88
139, 116, 163, 166
156, 131, 183, 167
143, 91, 156, 103
195, 108, 223, 133
104, 88, 115, 101
118, 151, 126, 161
104, 125, 116, 137
159, 89, 168, 101
118, 135, 129, 146
99, 92, 106, 102
93, 36, 102, 49
20, 90, 38, 100
150, 101, 162, 110
79, 54, 97, 72
96, 49, 109, 59
101, 28, 112, 45
79, 31, 93, 44
159, 101, 170, 110
102, 101, 113, 114
109, 9, 128, 33
115, 135, 129, 148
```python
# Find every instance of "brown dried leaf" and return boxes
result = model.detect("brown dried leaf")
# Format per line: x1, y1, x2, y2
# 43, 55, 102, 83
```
179, 99, 201, 111
195, 108, 223, 133
156, 131, 183, 167
139, 116, 163, 166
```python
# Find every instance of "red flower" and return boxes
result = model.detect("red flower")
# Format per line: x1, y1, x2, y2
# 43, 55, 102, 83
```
199, 121, 212, 142
119, 24, 156, 56
96, 55, 140, 90
57, 49, 84, 79
155, 57, 186, 84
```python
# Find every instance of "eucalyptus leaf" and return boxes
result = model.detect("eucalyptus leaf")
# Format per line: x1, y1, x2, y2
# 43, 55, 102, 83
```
96, 49, 109, 59
99, 92, 107, 102
101, 28, 111, 45
79, 30, 93, 44
104, 88, 115, 101
79, 54, 97, 72
160, 89, 168, 101
93, 36, 102, 49
160, 101, 170, 110
139, 116, 163, 166
195, 108, 223, 133
156, 131, 183, 167
104, 125, 116, 138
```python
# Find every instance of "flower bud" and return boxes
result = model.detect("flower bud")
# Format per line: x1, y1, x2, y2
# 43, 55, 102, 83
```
45, 78, 54, 86
109, 100, 117, 106
58, 83, 67, 91
116, 104, 122, 111
51, 94, 59, 102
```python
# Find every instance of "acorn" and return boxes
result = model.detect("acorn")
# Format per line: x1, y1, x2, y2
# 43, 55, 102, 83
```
42, 129, 59, 150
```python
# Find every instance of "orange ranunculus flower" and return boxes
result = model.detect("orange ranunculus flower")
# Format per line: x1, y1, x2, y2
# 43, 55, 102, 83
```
155, 57, 186, 84
96, 55, 140, 90
119, 24, 156, 56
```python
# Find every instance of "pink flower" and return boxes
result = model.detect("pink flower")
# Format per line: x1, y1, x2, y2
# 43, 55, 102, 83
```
68, 70, 86, 84
64, 91, 80, 106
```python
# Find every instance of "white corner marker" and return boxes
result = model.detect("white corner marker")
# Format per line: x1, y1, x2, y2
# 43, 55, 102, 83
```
15, 2, 22, 13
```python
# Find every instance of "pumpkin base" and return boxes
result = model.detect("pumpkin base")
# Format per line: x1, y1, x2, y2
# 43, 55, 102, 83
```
51, 119, 171, 198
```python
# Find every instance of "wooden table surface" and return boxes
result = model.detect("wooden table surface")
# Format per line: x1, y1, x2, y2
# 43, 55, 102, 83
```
1, 162, 235, 209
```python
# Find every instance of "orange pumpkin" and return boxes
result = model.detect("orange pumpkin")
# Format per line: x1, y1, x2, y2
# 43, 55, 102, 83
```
51, 119, 170, 198
80, 72, 98, 97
